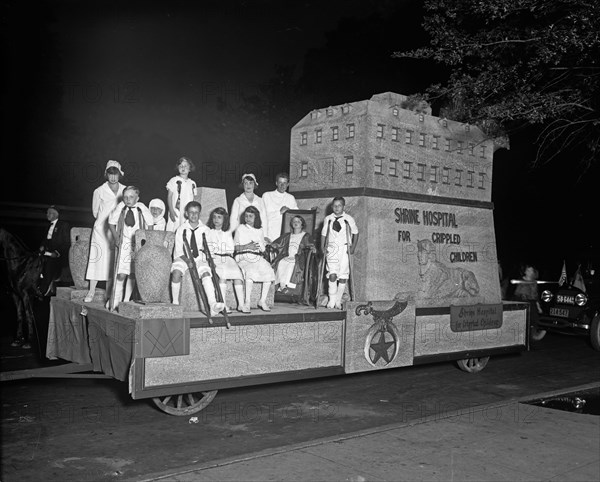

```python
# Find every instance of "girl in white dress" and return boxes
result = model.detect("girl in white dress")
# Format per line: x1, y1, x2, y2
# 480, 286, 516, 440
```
229, 173, 267, 236
205, 207, 246, 313
166, 157, 197, 232
84, 160, 126, 303
234, 206, 275, 312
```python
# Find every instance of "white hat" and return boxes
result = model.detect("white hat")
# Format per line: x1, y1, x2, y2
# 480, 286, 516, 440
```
149, 198, 166, 215
105, 160, 124, 176
242, 173, 258, 186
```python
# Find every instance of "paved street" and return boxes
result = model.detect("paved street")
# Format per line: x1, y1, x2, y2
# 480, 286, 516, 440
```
1, 328, 599, 482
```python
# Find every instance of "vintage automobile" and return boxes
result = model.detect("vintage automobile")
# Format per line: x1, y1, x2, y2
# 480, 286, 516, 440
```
535, 280, 600, 350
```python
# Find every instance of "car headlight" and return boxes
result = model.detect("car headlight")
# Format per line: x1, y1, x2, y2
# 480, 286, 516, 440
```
541, 290, 553, 302
575, 293, 588, 306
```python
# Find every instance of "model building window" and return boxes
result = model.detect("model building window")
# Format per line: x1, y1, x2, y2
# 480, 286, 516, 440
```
315, 129, 322, 144
416, 163, 426, 181
326, 108, 334, 116
442, 167, 450, 185
478, 172, 486, 190
418, 132, 426, 147
480, 145, 486, 158
456, 140, 463, 154
467, 170, 475, 188
405, 130, 413, 144
403, 161, 413, 179
392, 107, 399, 116
445, 138, 451, 152
300, 132, 307, 146
377, 124, 385, 138
391, 127, 399, 142
419, 114, 425, 122
331, 126, 339, 141
310, 111, 319, 120
345, 156, 354, 174
429, 165, 438, 183
347, 123, 355, 138
300, 161, 308, 178
341, 104, 351, 114
469, 143, 475, 156
432, 135, 440, 150
454, 169, 463, 186
374, 156, 384, 174
389, 158, 399, 177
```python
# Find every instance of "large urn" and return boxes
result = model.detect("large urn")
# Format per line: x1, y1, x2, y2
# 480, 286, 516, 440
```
134, 229, 175, 303
69, 227, 92, 290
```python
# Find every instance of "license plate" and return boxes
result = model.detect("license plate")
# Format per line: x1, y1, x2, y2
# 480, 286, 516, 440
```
550, 307, 569, 318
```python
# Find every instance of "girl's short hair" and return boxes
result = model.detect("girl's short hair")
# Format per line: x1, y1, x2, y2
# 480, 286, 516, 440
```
289, 215, 306, 230
207, 207, 230, 231
176, 156, 195, 171
105, 166, 121, 179
242, 205, 262, 229
332, 196, 346, 206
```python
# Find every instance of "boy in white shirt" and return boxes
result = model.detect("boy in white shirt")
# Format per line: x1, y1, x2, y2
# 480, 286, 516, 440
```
170, 201, 225, 316
320, 197, 359, 309
107, 185, 154, 310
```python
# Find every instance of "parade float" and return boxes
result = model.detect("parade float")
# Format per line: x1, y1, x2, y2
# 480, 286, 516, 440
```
3, 93, 528, 416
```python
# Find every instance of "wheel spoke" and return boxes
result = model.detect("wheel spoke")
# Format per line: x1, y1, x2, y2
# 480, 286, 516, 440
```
187, 393, 196, 405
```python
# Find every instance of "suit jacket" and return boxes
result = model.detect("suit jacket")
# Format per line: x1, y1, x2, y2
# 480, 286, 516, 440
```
41, 219, 71, 262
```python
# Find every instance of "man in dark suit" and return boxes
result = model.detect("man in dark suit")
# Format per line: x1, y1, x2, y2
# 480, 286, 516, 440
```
39, 205, 70, 296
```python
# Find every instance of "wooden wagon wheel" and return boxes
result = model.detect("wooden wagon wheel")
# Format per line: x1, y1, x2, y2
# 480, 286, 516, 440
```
152, 390, 218, 416
456, 356, 490, 373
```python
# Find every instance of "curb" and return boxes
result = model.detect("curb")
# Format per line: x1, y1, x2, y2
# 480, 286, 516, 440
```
126, 381, 600, 481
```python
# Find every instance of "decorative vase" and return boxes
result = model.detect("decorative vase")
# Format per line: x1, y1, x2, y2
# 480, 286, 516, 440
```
134, 229, 175, 303
69, 227, 92, 290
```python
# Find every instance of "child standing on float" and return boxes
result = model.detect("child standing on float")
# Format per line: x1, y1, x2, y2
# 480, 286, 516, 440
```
84, 160, 126, 303
106, 186, 154, 310
166, 157, 197, 232
321, 197, 359, 309
234, 206, 275, 312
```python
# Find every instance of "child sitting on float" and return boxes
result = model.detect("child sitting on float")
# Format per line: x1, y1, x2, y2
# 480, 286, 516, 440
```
205, 207, 246, 313
233, 206, 275, 312
169, 201, 225, 317
270, 214, 315, 297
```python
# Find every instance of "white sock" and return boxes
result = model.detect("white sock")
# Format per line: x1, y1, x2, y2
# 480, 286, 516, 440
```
234, 283, 245, 308
327, 281, 337, 307
202, 276, 223, 314
245, 280, 254, 306
219, 283, 228, 308
260, 282, 272, 304
112, 279, 124, 309
171, 282, 181, 305
335, 283, 346, 306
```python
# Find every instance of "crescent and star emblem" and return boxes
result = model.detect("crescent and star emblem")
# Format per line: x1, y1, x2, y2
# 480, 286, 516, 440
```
356, 300, 408, 367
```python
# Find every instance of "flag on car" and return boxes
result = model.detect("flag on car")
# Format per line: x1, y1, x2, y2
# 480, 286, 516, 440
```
558, 260, 567, 286
572, 264, 586, 292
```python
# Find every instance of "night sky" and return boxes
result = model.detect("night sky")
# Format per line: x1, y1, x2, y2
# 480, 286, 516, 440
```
2, 0, 597, 278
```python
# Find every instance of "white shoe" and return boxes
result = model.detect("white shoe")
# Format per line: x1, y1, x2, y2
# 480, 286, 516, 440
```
257, 301, 271, 312
84, 292, 94, 303
210, 302, 225, 317
326, 297, 336, 309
